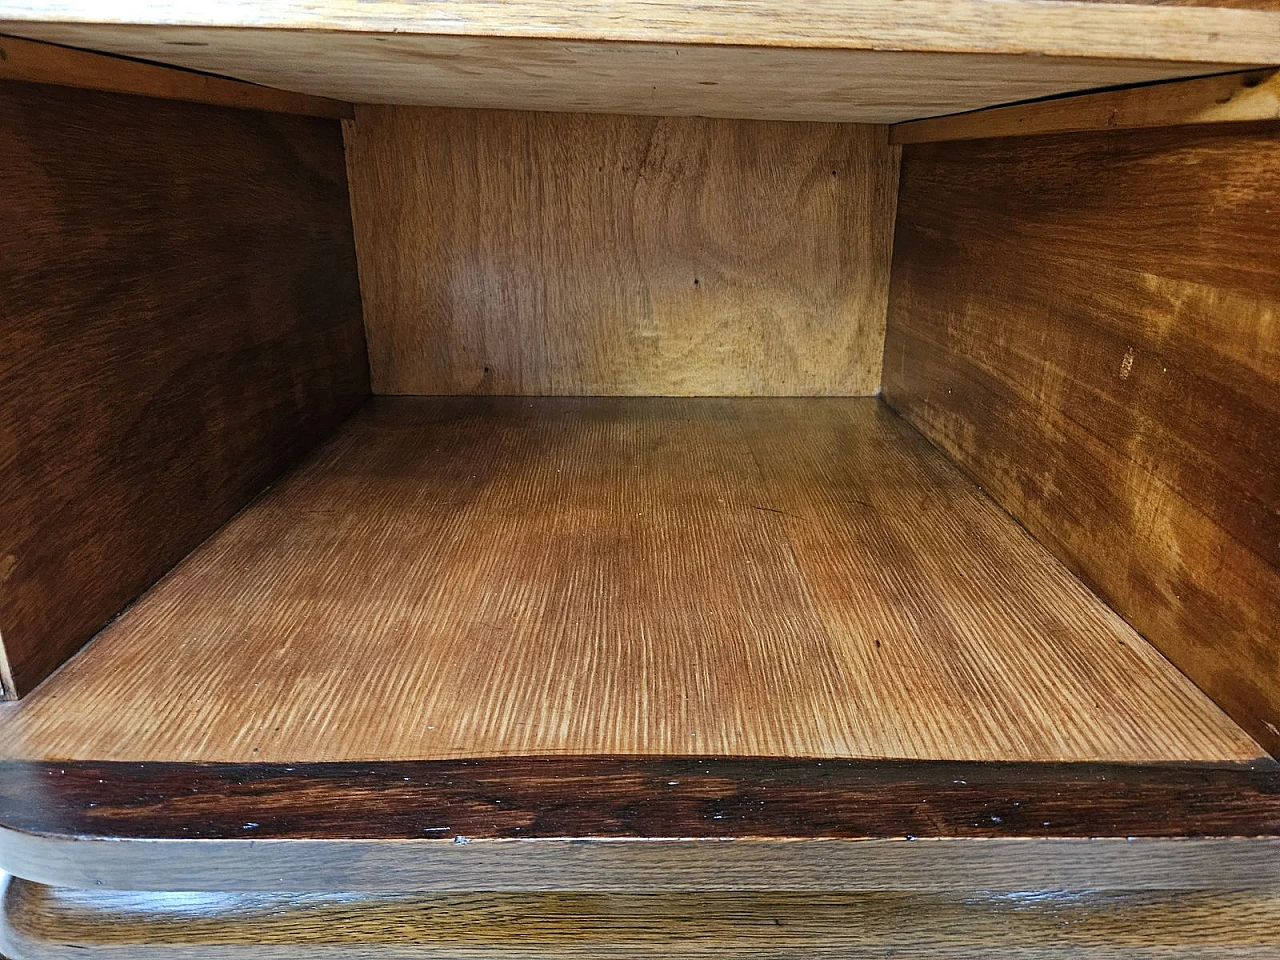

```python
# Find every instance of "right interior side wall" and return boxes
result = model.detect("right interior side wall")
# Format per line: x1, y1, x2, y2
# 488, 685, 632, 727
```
882, 121, 1280, 755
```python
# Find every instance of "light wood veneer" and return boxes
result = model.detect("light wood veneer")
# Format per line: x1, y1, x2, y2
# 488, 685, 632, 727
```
0, 397, 1259, 765
347, 110, 899, 397
5, 0, 1280, 123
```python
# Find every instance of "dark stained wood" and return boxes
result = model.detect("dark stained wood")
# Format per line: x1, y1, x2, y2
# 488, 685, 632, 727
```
882, 121, 1280, 756
2, 758, 1278, 842
8, 878, 1280, 959
0, 80, 369, 698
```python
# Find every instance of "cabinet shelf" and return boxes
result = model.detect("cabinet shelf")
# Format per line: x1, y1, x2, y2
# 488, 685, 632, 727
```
0, 396, 1258, 768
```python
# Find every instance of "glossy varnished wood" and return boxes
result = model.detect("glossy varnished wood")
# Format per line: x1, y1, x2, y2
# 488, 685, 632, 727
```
0, 398, 1257, 764
4, 758, 1280, 841
347, 110, 898, 396
883, 122, 1280, 755
0, 34, 352, 117
7, 878, 1280, 959
892, 67, 1280, 143
0, 80, 368, 699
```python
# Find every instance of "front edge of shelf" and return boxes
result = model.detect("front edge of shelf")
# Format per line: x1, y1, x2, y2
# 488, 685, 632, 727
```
1, 757, 1279, 892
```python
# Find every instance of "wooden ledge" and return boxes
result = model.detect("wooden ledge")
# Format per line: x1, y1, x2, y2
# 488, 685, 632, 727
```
2, 758, 1279, 892
0, 34, 353, 118
3, 0, 1280, 64
893, 68, 1280, 143
6, 878, 1280, 958
2, 1, 1279, 122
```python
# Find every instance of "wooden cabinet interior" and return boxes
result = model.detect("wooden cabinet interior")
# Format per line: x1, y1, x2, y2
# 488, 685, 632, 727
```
0, 79, 369, 701
884, 120, 1280, 756
345, 110, 900, 396
0, 398, 1256, 765
0, 10, 1278, 954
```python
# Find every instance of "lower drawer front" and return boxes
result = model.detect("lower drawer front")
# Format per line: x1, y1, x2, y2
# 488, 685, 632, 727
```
4, 877, 1280, 959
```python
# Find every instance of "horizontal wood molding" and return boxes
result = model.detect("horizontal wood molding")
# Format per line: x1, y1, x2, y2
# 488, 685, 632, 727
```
2, 1, 1279, 64
7, 880, 1280, 958
0, 34, 352, 117
0, 81, 368, 698
1, 758, 1279, 892
892, 68, 1280, 143
883, 122, 1280, 756
348, 112, 899, 395
6, 758, 1278, 842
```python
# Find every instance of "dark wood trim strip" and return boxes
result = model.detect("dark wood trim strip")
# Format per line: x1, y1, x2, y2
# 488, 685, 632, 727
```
3, 758, 1278, 842
0, 34, 353, 117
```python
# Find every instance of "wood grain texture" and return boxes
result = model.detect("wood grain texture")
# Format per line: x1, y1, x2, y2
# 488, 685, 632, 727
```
8, 879, 1280, 960
9, 831, 1280, 895
3, 0, 1279, 64
0, 34, 352, 117
0, 80, 369, 699
892, 67, 1280, 143
4, 759, 1279, 841
0, 397, 1259, 763
2, 759, 1280, 893
883, 122, 1280, 756
0, 26, 1256, 124
347, 109, 898, 396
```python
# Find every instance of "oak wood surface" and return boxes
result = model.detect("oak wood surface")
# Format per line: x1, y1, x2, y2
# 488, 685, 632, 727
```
892, 67, 1280, 143
347, 110, 898, 396
882, 122, 1280, 756
9, 832, 1280, 895
3, 0, 1279, 64
0, 34, 352, 117
8, 877, 1280, 959
0, 26, 1256, 124
0, 80, 369, 699
0, 397, 1259, 763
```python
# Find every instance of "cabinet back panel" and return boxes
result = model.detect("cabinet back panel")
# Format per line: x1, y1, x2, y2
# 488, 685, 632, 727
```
0, 81, 369, 698
883, 121, 1280, 755
346, 108, 899, 396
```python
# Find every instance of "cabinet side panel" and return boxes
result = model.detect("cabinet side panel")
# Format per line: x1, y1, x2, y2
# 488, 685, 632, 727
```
347, 107, 899, 397
0, 80, 369, 698
882, 121, 1280, 755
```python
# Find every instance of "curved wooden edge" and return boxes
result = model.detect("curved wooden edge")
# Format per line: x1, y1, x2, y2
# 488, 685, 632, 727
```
6, 877, 1280, 959
0, 34, 353, 118
892, 67, 1280, 143
2, 758, 1278, 892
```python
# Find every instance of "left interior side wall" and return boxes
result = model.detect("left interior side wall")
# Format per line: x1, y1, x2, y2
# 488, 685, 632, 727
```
0, 80, 369, 698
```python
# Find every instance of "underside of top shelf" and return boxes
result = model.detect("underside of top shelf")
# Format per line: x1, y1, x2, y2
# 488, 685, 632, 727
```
3, 0, 1280, 122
